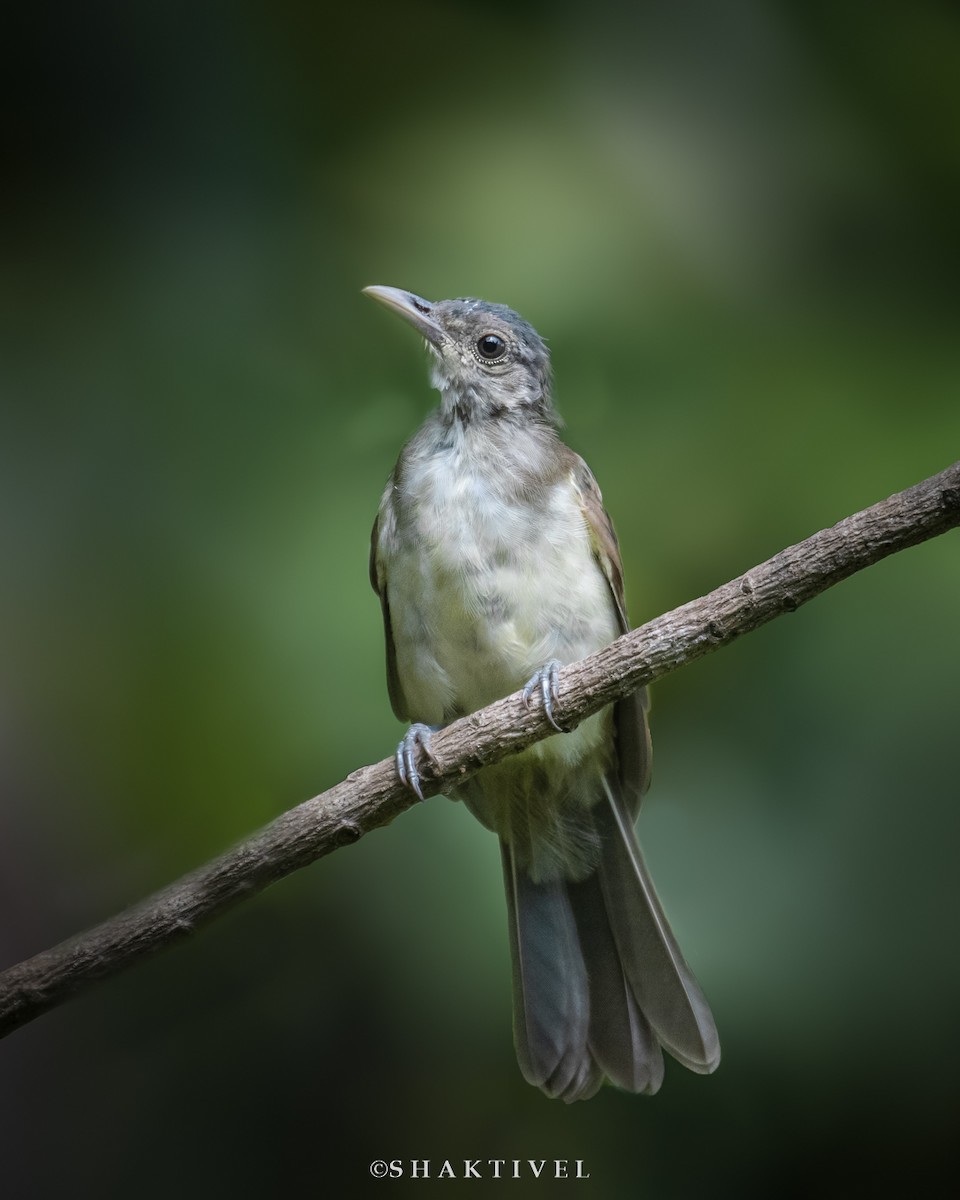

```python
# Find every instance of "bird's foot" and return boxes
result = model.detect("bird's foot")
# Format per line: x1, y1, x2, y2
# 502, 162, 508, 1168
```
521, 660, 569, 733
396, 723, 442, 801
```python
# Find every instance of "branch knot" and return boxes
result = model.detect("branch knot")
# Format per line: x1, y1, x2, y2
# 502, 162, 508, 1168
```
941, 485, 960, 512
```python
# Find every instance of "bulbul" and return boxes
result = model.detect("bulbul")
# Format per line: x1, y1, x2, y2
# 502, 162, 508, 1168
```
365, 285, 719, 1101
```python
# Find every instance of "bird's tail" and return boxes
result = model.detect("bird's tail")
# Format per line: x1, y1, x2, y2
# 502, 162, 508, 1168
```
501, 777, 719, 1102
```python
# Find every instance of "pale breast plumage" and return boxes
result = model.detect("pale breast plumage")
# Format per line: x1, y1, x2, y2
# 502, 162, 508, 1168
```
381, 430, 618, 729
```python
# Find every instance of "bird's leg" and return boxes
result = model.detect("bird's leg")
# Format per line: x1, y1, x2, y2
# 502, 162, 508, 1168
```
521, 660, 569, 733
396, 723, 443, 801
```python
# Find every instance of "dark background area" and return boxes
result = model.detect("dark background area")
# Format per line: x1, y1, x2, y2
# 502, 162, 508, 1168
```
2, 1, 958, 1196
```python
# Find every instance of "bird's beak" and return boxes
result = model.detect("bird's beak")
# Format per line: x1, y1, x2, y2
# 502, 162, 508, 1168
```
362, 285, 446, 348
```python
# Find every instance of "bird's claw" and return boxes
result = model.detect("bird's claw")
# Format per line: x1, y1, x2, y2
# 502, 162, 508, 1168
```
396, 723, 441, 800
522, 660, 568, 732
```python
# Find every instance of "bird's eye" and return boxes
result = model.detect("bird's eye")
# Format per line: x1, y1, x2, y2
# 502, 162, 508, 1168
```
476, 333, 506, 361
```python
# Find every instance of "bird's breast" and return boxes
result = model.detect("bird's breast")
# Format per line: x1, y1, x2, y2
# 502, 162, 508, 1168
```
385, 444, 618, 721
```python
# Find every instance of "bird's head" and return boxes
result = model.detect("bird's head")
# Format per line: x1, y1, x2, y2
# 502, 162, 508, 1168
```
363, 285, 555, 425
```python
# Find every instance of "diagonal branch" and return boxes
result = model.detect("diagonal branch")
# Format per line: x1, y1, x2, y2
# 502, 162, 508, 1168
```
1, 462, 958, 1040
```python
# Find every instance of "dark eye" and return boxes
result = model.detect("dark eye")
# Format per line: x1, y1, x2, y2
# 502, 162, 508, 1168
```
476, 333, 506, 360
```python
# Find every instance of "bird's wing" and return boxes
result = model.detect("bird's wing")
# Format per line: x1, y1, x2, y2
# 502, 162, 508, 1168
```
569, 454, 652, 807
370, 485, 408, 721
570, 455, 630, 632
568, 457, 719, 1076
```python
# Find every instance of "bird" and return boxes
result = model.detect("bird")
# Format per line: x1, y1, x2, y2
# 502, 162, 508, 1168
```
364, 284, 719, 1101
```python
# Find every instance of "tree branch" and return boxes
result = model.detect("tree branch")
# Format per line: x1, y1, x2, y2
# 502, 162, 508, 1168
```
1, 462, 958, 1040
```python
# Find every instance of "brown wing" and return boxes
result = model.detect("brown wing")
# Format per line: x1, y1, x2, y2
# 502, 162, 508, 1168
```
370, 490, 409, 722
570, 455, 652, 809
571, 456, 629, 631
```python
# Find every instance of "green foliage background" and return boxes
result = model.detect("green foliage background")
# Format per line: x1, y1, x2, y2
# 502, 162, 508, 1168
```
2, 2, 959, 1196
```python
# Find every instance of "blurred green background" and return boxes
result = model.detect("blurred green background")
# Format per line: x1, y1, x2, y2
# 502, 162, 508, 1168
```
2, 1, 959, 1196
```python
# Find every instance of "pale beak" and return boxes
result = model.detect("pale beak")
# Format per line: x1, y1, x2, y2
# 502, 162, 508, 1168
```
362, 285, 447, 348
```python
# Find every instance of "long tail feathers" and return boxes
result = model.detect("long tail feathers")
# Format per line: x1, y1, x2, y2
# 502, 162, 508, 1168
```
598, 775, 721, 1074
568, 870, 665, 1095
501, 844, 601, 1102
501, 777, 719, 1102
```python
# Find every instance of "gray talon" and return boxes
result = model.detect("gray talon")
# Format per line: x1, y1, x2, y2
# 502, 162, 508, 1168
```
396, 723, 440, 800
522, 660, 566, 732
